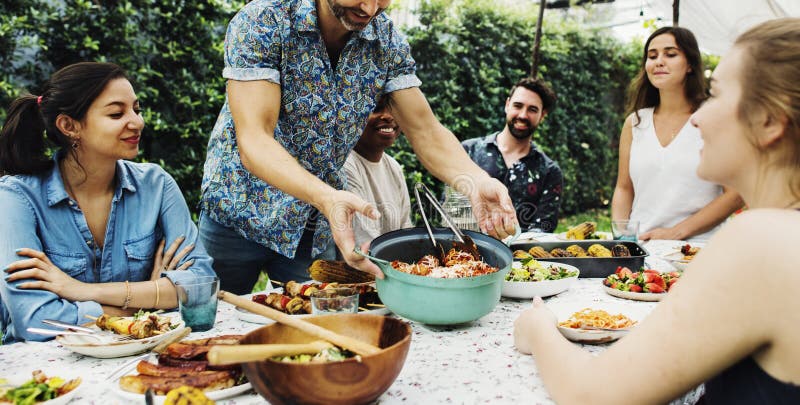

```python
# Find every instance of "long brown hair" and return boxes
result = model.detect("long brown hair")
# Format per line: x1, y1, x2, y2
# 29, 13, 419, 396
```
626, 26, 707, 123
733, 18, 800, 200
0, 62, 127, 175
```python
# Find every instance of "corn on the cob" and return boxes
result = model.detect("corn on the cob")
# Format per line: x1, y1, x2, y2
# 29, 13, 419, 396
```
308, 260, 375, 283
527, 246, 552, 258
164, 386, 215, 405
565, 245, 588, 257
513, 250, 532, 259
549, 248, 574, 257
565, 222, 597, 240
587, 244, 612, 257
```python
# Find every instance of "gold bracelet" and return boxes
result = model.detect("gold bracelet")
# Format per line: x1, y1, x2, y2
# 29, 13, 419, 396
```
121, 280, 132, 310
153, 280, 160, 308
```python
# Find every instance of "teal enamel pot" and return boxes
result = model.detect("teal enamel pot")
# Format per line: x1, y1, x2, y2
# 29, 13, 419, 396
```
368, 228, 512, 325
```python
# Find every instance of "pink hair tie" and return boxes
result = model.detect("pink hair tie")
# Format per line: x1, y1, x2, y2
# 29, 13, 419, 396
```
36, 96, 43, 106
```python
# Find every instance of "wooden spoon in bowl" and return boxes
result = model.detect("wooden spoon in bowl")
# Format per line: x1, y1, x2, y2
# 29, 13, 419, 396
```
207, 340, 333, 365
217, 291, 381, 356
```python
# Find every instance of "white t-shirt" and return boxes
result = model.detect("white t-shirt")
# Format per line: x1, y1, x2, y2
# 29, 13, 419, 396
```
629, 108, 723, 241
343, 151, 414, 245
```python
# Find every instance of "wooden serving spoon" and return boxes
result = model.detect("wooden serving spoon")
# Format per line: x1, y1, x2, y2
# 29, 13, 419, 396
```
207, 340, 333, 365
217, 291, 381, 356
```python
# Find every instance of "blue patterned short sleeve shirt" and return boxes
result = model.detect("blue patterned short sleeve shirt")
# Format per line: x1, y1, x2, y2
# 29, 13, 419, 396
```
201, 0, 421, 258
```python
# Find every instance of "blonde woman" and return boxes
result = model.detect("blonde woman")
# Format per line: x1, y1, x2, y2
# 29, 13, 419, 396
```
515, 18, 800, 403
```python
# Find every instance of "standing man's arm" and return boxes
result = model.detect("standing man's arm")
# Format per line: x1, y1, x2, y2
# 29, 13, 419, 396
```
388, 88, 517, 239
227, 80, 381, 277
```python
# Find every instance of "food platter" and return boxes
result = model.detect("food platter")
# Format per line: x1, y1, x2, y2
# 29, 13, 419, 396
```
501, 262, 580, 299
113, 380, 252, 404
55, 315, 185, 359
553, 303, 645, 345
602, 284, 665, 302
236, 292, 390, 324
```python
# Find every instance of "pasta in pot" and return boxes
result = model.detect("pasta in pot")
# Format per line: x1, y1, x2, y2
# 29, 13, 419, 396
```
390, 249, 499, 279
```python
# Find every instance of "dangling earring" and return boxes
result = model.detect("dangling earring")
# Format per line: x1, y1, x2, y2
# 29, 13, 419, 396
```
71, 138, 80, 150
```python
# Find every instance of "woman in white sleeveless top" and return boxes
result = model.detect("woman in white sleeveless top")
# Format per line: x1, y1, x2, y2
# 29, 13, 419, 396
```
612, 26, 743, 241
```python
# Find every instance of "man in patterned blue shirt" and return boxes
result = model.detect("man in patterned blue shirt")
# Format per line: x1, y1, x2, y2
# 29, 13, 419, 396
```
462, 77, 563, 233
200, 0, 518, 294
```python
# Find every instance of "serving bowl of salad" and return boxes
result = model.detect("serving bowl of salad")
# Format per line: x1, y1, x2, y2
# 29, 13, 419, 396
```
240, 314, 411, 405
501, 258, 580, 299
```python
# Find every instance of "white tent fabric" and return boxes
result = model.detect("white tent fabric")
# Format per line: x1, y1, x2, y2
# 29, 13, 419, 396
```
651, 0, 800, 55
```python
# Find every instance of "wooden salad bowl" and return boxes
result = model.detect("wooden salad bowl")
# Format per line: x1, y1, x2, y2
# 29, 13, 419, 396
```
240, 314, 412, 405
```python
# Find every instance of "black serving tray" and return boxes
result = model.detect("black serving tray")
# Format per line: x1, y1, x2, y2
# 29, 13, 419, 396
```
509, 240, 649, 278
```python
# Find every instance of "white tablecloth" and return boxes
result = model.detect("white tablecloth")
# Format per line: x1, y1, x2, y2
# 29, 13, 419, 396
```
0, 238, 695, 404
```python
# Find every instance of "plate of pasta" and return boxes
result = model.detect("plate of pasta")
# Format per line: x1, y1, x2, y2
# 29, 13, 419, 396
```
554, 304, 642, 344
55, 311, 184, 358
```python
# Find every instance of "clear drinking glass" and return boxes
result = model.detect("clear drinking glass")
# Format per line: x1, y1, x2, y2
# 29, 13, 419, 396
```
310, 288, 359, 315
611, 220, 640, 242
441, 185, 480, 232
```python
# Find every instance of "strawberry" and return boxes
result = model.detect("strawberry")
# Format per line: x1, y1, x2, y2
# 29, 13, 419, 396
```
618, 267, 634, 280
631, 272, 640, 279
629, 284, 643, 293
645, 283, 665, 293
668, 271, 681, 279
643, 269, 660, 276
614, 266, 624, 276
667, 278, 679, 291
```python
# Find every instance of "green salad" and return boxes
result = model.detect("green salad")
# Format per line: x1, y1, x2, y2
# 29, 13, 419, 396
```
0, 370, 81, 405
272, 346, 359, 364
505, 258, 578, 282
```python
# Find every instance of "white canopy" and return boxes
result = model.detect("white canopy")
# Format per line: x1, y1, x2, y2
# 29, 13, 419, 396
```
650, 0, 800, 55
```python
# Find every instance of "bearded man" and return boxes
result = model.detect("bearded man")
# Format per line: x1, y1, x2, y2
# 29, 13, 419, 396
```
199, 0, 518, 294
462, 77, 563, 232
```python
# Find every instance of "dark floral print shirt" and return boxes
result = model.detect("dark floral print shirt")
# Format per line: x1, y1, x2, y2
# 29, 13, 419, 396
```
462, 133, 563, 232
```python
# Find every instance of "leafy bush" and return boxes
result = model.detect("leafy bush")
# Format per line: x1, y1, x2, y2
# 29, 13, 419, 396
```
1, 0, 245, 217
398, 0, 640, 215
2, 0, 639, 220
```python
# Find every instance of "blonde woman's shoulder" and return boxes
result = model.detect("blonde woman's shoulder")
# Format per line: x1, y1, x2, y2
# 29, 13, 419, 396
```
714, 208, 799, 270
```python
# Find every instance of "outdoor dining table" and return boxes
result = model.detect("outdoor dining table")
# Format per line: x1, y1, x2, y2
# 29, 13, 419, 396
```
0, 238, 699, 404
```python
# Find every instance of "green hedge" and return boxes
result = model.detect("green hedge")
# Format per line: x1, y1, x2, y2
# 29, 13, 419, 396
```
2, 0, 639, 220
1, 0, 245, 218
399, 0, 640, 215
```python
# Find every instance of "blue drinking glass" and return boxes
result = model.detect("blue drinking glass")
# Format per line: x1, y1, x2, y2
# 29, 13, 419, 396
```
175, 276, 219, 332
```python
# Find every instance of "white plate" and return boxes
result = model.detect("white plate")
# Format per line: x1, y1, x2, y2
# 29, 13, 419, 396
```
602, 284, 665, 302
555, 231, 613, 241
1, 372, 83, 405
553, 302, 645, 345
113, 381, 252, 404
55, 315, 185, 359
501, 262, 580, 299
236, 292, 390, 324
661, 251, 691, 271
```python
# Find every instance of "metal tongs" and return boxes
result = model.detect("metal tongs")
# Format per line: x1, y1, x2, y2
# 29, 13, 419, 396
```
413, 182, 482, 261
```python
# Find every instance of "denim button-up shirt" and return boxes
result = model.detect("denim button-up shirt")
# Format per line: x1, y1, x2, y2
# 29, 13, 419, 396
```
201, 0, 421, 258
0, 158, 215, 344
462, 133, 564, 232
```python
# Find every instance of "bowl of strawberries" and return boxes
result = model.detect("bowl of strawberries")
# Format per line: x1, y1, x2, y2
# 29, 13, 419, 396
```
601, 266, 681, 301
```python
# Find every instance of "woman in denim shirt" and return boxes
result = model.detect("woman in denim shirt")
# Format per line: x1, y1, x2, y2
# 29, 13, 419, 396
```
0, 62, 215, 344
